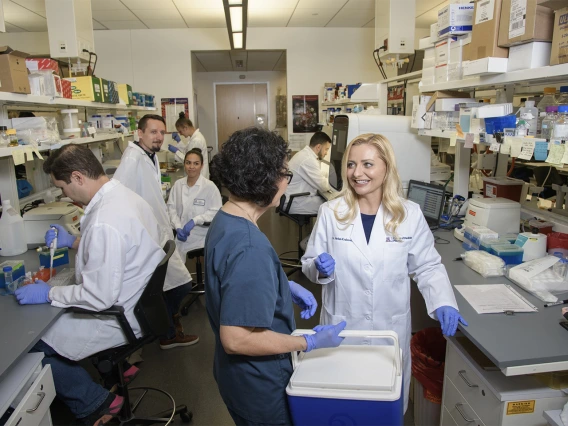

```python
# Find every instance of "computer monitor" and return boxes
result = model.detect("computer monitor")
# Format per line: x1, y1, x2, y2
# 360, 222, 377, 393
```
406, 180, 446, 228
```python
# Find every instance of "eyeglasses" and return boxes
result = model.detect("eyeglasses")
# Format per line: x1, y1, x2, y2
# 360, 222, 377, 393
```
283, 170, 293, 184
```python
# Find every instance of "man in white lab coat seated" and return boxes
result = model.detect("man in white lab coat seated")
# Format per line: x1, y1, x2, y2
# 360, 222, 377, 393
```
167, 111, 209, 178
284, 131, 332, 215
14, 144, 164, 426
113, 114, 199, 350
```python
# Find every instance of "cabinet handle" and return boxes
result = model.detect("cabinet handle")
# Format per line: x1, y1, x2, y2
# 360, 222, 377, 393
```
458, 370, 479, 388
455, 403, 475, 422
26, 392, 45, 413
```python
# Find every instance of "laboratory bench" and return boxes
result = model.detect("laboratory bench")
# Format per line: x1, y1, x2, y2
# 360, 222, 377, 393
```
435, 230, 568, 426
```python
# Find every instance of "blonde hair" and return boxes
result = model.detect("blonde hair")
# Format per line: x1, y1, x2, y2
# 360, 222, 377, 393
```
333, 133, 406, 237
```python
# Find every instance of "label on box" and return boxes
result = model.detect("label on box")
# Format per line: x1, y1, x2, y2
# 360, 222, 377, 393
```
509, 0, 527, 38
476, 0, 495, 24
485, 183, 497, 197
506, 400, 535, 415
464, 133, 474, 148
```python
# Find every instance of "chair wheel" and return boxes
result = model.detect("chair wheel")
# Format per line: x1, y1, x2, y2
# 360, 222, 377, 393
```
180, 409, 193, 423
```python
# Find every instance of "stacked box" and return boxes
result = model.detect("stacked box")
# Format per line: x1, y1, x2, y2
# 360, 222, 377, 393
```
437, 4, 474, 38
64, 76, 103, 102
25, 58, 59, 73
117, 83, 133, 105
61, 79, 72, 99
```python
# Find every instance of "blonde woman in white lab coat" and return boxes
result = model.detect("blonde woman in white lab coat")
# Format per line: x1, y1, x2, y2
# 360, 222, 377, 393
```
301, 133, 466, 412
168, 112, 209, 178
167, 148, 222, 256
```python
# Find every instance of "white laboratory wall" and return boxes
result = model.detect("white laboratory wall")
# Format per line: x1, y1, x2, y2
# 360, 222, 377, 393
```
0, 32, 50, 55
193, 71, 287, 153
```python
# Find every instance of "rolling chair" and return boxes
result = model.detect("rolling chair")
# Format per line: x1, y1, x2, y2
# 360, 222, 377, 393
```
276, 193, 317, 276
180, 222, 211, 316
72, 241, 192, 424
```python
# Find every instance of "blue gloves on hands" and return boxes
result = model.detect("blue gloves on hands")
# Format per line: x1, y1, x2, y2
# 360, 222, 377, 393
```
436, 305, 468, 336
289, 281, 317, 319
176, 228, 188, 242
15, 281, 51, 305
45, 224, 76, 249
183, 219, 195, 235
304, 321, 346, 352
315, 252, 335, 277
168, 144, 179, 154
172, 132, 181, 143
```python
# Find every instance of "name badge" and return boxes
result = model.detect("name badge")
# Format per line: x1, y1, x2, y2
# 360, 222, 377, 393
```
193, 199, 205, 206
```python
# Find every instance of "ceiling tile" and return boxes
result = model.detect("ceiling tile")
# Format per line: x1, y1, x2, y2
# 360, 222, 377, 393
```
174, 0, 224, 8
143, 18, 187, 28
178, 8, 226, 27
247, 50, 283, 71
274, 51, 286, 71
194, 51, 233, 72
10, 0, 46, 15
4, 22, 28, 32
229, 51, 248, 71
415, 12, 437, 28
102, 20, 148, 29
92, 9, 139, 21
195, 60, 207, 72
93, 19, 107, 30
134, 9, 182, 20
122, 0, 176, 9
327, 7, 374, 27
296, 0, 347, 8
248, 8, 294, 27
363, 18, 374, 27
248, 0, 298, 9
91, 0, 128, 11
288, 7, 338, 27
343, 0, 374, 9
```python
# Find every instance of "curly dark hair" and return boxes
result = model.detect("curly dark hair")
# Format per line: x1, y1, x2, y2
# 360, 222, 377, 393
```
211, 127, 288, 207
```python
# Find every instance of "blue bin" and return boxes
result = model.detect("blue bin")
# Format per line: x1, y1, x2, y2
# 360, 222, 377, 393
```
484, 115, 517, 134
287, 330, 403, 426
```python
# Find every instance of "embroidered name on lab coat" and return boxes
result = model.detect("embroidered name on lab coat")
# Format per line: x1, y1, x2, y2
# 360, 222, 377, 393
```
333, 237, 352, 242
385, 236, 412, 243
193, 199, 205, 206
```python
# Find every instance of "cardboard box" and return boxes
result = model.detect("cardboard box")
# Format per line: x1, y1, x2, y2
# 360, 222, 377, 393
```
65, 76, 103, 102
60, 78, 72, 99
498, 0, 554, 47
463, 57, 508, 75
0, 46, 30, 94
464, 0, 509, 60
550, 7, 568, 64
100, 78, 110, 103
438, 4, 474, 37
117, 83, 132, 105
508, 41, 551, 70
25, 58, 59, 74
540, 0, 568, 10
424, 90, 469, 111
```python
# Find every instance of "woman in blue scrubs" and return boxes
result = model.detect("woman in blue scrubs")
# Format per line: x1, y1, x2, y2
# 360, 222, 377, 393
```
205, 127, 347, 425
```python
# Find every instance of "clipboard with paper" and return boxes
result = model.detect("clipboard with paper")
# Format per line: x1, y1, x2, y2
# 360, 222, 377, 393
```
455, 284, 538, 314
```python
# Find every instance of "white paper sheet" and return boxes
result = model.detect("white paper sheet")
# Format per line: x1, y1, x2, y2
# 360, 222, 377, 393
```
455, 284, 538, 314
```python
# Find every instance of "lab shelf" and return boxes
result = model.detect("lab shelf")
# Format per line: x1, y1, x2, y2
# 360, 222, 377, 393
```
0, 91, 156, 111
419, 63, 568, 93
419, 129, 457, 139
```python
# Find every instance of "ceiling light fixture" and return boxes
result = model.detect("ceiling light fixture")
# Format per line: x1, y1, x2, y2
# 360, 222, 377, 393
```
223, 0, 247, 50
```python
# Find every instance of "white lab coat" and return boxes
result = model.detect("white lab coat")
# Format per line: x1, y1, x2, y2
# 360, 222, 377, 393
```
174, 129, 209, 179
284, 145, 330, 214
114, 141, 192, 291
302, 196, 458, 412
166, 174, 222, 254
42, 180, 164, 361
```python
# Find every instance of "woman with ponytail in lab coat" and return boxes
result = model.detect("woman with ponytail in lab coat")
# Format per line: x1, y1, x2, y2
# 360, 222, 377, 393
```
301, 133, 467, 412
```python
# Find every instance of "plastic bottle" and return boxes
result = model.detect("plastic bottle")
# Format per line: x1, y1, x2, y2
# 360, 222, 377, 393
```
553, 105, 568, 140
541, 106, 558, 140
537, 87, 557, 135
516, 119, 528, 136
2, 266, 13, 295
44, 189, 56, 204
519, 100, 538, 136
0, 126, 8, 147
0, 200, 27, 256
6, 129, 18, 147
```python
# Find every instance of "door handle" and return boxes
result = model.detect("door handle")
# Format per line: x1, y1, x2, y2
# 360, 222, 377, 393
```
26, 392, 46, 413
455, 403, 475, 422
458, 370, 479, 387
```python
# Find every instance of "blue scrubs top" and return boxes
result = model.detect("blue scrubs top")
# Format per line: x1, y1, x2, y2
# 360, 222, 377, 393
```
361, 213, 376, 244
205, 210, 296, 424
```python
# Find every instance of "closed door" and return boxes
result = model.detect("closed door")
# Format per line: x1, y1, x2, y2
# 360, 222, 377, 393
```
216, 83, 267, 147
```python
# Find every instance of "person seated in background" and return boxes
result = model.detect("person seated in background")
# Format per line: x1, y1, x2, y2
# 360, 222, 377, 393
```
15, 144, 165, 426
167, 147, 222, 257
168, 112, 209, 178
284, 131, 332, 215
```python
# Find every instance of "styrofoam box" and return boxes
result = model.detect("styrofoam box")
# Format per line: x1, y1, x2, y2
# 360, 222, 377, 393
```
435, 97, 476, 111
447, 62, 463, 81
435, 64, 449, 83
463, 57, 508, 76
423, 57, 435, 68
430, 22, 438, 41
507, 42, 552, 72
449, 43, 462, 64
422, 67, 435, 79
419, 36, 434, 50
424, 47, 435, 59
435, 37, 457, 65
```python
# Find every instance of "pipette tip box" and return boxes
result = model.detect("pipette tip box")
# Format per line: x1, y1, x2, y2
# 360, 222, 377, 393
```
39, 248, 69, 269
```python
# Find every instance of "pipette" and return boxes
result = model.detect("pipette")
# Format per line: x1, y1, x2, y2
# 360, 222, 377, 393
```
50, 227, 57, 280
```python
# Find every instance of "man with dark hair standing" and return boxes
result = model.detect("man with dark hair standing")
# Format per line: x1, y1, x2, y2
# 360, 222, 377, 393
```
114, 114, 198, 349
15, 144, 164, 425
284, 131, 332, 214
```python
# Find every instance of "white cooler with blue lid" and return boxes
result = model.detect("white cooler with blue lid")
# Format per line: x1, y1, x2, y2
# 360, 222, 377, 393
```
286, 330, 403, 426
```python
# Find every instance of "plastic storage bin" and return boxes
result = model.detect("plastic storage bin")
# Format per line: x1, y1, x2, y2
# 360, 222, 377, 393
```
492, 244, 524, 265
287, 330, 403, 426
482, 177, 524, 202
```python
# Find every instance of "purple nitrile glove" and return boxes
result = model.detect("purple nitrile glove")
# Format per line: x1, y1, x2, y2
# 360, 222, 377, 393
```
182, 219, 195, 235
45, 224, 76, 249
15, 281, 51, 305
304, 321, 346, 352
176, 228, 188, 242
315, 252, 335, 277
172, 132, 181, 143
289, 280, 317, 319
168, 144, 179, 154
436, 305, 468, 336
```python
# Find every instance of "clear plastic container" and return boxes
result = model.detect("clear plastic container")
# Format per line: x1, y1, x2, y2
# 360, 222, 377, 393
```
2, 266, 12, 294
519, 100, 538, 136
60, 109, 79, 130
0, 200, 27, 256
556, 86, 568, 105
480, 238, 514, 253
553, 258, 568, 279
537, 87, 557, 135
90, 114, 102, 129
541, 106, 558, 140
553, 105, 568, 140
6, 129, 18, 147
0, 126, 7, 147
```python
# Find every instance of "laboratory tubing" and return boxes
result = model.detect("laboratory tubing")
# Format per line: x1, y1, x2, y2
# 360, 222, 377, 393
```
553, 105, 568, 140
60, 109, 79, 130
0, 200, 27, 256
537, 87, 557, 135
541, 106, 558, 140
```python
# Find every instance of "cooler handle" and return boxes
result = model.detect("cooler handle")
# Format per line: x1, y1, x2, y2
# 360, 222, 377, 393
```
290, 329, 401, 376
